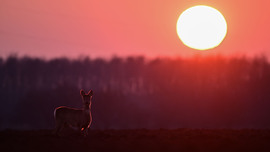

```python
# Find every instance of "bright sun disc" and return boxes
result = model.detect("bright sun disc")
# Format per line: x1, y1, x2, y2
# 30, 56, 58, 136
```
176, 5, 227, 50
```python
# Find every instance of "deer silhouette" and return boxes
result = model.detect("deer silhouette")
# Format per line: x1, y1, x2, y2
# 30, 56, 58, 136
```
54, 89, 93, 136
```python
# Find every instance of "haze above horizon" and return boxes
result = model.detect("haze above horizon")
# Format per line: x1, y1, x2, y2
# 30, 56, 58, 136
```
1, 0, 270, 59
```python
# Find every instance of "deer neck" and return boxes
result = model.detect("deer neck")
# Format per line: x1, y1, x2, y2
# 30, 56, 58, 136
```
83, 103, 91, 114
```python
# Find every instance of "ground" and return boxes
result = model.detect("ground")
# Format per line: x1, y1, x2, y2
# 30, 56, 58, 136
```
1, 129, 270, 152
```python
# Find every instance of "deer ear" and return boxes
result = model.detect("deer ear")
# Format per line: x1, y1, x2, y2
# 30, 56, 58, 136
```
80, 89, 85, 96
88, 90, 93, 96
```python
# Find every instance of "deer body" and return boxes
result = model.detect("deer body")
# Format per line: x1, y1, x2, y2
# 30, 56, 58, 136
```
54, 106, 92, 129
54, 90, 93, 136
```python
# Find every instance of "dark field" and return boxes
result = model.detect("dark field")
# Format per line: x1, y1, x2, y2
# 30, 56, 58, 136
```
1, 129, 270, 152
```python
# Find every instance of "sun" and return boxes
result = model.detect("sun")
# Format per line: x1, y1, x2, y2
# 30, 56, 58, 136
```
176, 5, 227, 50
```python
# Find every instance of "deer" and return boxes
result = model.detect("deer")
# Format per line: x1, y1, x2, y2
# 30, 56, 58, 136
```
54, 89, 93, 136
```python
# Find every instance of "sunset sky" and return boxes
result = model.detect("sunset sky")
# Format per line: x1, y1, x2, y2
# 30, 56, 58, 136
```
1, 0, 270, 59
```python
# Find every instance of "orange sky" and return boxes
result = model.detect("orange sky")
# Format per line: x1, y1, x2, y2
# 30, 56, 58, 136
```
1, 0, 270, 59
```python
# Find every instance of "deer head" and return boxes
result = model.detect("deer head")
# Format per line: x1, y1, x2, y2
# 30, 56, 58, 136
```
80, 89, 93, 108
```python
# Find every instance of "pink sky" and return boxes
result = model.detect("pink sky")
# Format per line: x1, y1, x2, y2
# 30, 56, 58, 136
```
1, 0, 270, 59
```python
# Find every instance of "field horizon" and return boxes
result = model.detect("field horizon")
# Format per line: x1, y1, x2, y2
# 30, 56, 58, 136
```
1, 128, 270, 152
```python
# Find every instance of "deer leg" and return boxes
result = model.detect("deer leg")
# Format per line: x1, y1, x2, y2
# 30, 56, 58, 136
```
84, 128, 88, 137
80, 127, 88, 137
54, 121, 64, 136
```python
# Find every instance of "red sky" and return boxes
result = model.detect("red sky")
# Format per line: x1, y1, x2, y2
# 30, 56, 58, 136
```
1, 0, 270, 59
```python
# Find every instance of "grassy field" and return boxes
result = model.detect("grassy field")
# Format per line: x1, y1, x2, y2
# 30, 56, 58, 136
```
1, 129, 270, 152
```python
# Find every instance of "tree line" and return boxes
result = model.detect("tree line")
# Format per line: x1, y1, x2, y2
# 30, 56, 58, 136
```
0, 55, 270, 129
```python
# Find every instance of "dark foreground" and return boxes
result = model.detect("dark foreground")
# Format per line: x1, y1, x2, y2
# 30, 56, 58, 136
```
1, 129, 270, 152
